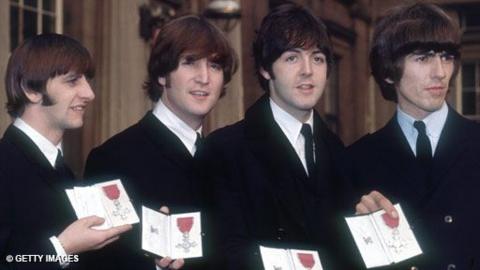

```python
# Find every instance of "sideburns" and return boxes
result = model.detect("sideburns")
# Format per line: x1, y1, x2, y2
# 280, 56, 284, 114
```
41, 93, 55, 106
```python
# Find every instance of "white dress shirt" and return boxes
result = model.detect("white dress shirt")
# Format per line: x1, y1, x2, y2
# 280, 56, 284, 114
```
13, 118, 69, 268
152, 101, 203, 269
153, 100, 202, 156
270, 98, 314, 175
397, 102, 448, 157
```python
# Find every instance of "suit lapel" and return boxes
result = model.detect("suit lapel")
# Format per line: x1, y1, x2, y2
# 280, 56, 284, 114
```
312, 113, 335, 191
429, 109, 472, 195
374, 117, 431, 198
139, 112, 193, 170
3, 125, 72, 192
244, 96, 309, 231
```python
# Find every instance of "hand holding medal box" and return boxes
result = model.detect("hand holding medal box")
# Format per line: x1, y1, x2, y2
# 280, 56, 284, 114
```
345, 203, 422, 268
65, 179, 139, 229
142, 206, 202, 259
259, 246, 324, 270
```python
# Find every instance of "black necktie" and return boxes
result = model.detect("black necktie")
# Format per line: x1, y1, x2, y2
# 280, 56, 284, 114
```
413, 121, 432, 167
55, 149, 66, 170
300, 124, 315, 177
55, 150, 74, 180
195, 132, 204, 152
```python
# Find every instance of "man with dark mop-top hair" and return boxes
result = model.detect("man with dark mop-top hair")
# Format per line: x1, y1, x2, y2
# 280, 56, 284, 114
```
347, 3, 480, 269
84, 15, 237, 270
0, 33, 131, 270
198, 3, 354, 270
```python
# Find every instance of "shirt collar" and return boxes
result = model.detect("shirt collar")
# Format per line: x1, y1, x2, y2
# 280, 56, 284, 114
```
397, 102, 448, 139
152, 99, 201, 156
13, 118, 62, 167
270, 98, 314, 146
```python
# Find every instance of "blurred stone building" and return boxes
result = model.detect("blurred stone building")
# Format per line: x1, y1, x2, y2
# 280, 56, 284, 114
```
0, 0, 479, 176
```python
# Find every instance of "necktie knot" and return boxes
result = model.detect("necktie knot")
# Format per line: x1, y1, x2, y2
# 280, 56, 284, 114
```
300, 124, 313, 140
195, 132, 204, 149
413, 121, 427, 135
413, 120, 432, 164
54, 149, 65, 170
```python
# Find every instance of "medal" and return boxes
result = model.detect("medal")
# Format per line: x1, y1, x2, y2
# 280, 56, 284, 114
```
297, 253, 315, 269
175, 217, 197, 253
102, 184, 130, 220
382, 213, 406, 253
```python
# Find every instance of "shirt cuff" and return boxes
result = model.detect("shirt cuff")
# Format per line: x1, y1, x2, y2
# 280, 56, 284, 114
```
49, 236, 70, 268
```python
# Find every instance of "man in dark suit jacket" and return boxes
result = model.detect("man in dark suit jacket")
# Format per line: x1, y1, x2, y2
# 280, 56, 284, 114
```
0, 34, 131, 270
199, 4, 354, 270
347, 3, 480, 269
83, 15, 237, 270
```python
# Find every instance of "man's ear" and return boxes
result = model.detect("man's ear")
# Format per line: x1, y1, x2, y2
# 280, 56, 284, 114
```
259, 67, 271, 80
22, 82, 42, 104
158, 76, 166, 87
384, 77, 394, 84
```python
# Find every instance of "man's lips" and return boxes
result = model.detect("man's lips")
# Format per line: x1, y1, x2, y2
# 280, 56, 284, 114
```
425, 86, 445, 91
190, 90, 209, 97
296, 83, 314, 90
70, 104, 87, 111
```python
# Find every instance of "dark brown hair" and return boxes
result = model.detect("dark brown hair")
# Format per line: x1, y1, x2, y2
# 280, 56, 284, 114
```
370, 3, 461, 102
252, 2, 333, 92
144, 15, 237, 102
5, 33, 94, 117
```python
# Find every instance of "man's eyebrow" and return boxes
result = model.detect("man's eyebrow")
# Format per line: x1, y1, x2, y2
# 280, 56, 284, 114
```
411, 49, 434, 55
180, 53, 200, 60
63, 72, 82, 80
285, 48, 301, 53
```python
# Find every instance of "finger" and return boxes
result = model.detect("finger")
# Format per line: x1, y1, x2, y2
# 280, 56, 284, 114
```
369, 191, 398, 218
94, 235, 119, 250
355, 203, 370, 215
156, 257, 172, 268
82, 215, 106, 227
102, 224, 132, 239
169, 258, 185, 269
159, 206, 170, 215
359, 194, 379, 212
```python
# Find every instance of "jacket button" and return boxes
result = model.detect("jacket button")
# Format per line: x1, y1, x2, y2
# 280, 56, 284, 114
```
444, 215, 453, 223
447, 264, 456, 270
277, 227, 285, 240
410, 266, 418, 270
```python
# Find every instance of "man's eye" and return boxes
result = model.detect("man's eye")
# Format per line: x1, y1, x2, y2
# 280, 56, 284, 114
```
182, 56, 196, 65
285, 55, 297, 62
415, 55, 430, 62
441, 53, 455, 62
313, 55, 325, 64
66, 78, 79, 86
210, 62, 222, 71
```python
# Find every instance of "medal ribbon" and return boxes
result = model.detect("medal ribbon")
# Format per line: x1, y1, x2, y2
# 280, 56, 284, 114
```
297, 253, 315, 268
177, 217, 194, 233
102, 184, 120, 200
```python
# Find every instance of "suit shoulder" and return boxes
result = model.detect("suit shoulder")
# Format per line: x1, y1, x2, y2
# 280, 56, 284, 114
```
206, 120, 245, 145
346, 132, 377, 154
90, 123, 144, 155
0, 137, 24, 163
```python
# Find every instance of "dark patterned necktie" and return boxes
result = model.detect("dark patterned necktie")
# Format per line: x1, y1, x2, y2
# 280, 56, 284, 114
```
300, 124, 315, 177
55, 150, 74, 180
413, 121, 432, 167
